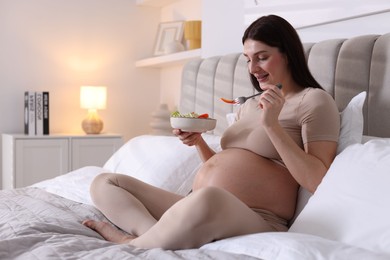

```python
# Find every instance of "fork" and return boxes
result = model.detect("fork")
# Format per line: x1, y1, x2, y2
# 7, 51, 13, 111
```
221, 83, 282, 105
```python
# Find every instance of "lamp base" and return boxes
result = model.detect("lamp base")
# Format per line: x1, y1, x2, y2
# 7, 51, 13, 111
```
82, 110, 103, 134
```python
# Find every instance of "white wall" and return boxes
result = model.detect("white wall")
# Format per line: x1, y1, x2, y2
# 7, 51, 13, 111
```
0, 0, 162, 185
201, 0, 244, 58
243, 0, 390, 43
159, 0, 202, 111
0, 0, 162, 139
297, 11, 390, 42
200, 0, 390, 57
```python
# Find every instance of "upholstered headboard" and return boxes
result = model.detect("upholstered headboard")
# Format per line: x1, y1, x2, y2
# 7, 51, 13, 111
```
180, 33, 390, 137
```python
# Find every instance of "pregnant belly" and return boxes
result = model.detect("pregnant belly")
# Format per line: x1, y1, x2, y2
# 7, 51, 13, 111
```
192, 148, 299, 220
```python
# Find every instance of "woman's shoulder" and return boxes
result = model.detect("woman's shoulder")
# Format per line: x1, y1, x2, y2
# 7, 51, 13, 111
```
296, 87, 339, 118
302, 87, 331, 97
300, 87, 336, 106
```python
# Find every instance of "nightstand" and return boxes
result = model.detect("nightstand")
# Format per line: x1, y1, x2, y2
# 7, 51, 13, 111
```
2, 133, 123, 189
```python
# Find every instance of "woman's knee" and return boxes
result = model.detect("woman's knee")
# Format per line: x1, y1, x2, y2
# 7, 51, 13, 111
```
164, 187, 232, 245
90, 172, 116, 190
186, 187, 229, 219
90, 173, 119, 203
90, 173, 143, 204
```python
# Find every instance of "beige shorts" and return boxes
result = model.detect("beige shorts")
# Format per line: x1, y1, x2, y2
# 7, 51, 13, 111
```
251, 208, 288, 232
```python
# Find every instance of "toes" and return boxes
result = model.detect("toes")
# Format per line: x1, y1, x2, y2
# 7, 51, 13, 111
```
82, 219, 98, 230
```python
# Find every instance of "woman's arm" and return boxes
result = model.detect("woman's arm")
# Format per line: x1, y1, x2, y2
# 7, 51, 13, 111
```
194, 136, 216, 162
172, 129, 216, 163
264, 123, 337, 193
260, 85, 338, 193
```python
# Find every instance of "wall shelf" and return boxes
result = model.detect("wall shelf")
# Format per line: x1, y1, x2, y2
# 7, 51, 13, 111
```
135, 49, 201, 68
136, 0, 179, 7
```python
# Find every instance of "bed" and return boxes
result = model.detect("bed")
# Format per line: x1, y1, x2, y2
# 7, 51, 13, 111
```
1, 33, 390, 259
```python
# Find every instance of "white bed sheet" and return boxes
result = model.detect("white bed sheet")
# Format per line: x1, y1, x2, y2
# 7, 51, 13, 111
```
0, 188, 257, 260
33, 165, 105, 205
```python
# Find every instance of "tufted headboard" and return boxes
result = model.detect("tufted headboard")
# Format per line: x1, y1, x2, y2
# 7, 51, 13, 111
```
180, 33, 390, 137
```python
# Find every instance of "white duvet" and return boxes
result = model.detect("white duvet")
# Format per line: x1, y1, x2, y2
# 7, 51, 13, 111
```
0, 187, 255, 260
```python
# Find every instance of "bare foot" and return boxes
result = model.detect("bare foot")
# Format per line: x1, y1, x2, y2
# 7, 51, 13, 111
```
82, 219, 136, 244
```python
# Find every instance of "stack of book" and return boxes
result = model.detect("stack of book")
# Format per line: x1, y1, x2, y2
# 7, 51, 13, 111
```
24, 91, 49, 135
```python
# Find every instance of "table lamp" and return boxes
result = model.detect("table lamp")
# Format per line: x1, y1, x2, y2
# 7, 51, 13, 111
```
80, 86, 107, 134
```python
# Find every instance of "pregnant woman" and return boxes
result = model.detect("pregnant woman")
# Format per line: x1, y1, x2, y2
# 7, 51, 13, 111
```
83, 14, 340, 250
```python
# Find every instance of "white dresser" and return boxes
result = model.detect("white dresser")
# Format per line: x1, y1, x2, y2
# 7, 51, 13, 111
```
2, 133, 123, 189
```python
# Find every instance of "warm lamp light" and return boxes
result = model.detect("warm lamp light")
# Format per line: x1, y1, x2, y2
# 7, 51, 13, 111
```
184, 20, 202, 50
80, 86, 107, 134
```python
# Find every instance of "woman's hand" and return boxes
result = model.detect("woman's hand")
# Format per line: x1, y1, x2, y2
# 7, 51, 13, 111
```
258, 84, 285, 127
172, 129, 203, 146
173, 128, 216, 162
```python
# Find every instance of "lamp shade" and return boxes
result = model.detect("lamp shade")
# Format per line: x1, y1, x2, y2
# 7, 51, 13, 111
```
80, 86, 107, 110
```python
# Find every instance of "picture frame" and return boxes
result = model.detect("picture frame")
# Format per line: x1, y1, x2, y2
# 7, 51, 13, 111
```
153, 21, 184, 56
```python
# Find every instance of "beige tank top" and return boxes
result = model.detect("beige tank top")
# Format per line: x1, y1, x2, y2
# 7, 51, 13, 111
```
220, 88, 340, 161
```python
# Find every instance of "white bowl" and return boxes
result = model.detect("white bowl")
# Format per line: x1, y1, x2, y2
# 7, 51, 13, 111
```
170, 117, 217, 132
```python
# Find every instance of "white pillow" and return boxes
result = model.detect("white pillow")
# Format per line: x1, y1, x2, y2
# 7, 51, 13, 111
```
103, 134, 221, 196
226, 112, 236, 126
337, 91, 366, 154
289, 139, 390, 254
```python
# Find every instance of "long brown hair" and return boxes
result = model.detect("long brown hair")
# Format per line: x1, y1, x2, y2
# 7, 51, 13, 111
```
242, 15, 323, 92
